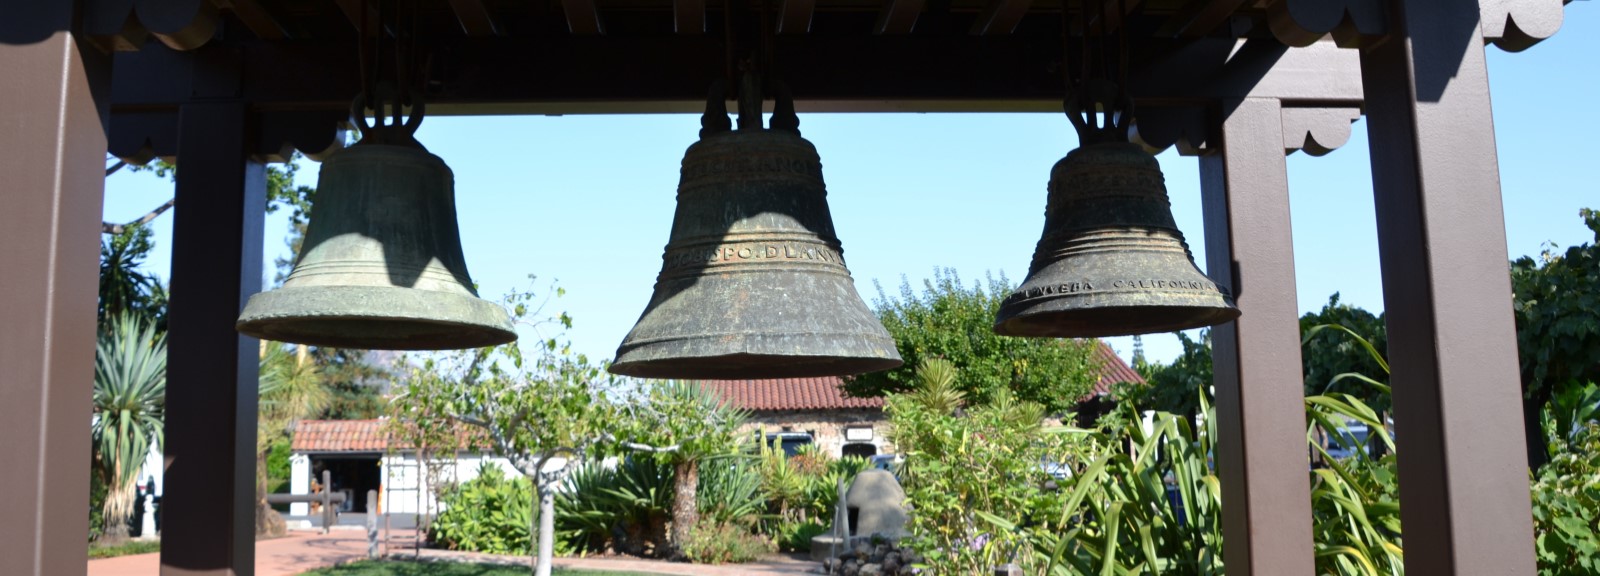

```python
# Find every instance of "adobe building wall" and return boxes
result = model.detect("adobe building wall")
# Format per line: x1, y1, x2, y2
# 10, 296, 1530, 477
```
740, 408, 894, 458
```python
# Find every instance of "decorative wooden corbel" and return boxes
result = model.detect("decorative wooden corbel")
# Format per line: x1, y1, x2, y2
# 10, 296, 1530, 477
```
1265, 0, 1386, 49
1480, 0, 1565, 52
83, 0, 216, 52
1280, 106, 1360, 157
1131, 106, 1212, 157
109, 110, 179, 165
256, 111, 349, 164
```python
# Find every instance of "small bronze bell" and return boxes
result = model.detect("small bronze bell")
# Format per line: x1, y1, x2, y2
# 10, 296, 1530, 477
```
611, 79, 902, 379
236, 96, 515, 350
994, 85, 1238, 338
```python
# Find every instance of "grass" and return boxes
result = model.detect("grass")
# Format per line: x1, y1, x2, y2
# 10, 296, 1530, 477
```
297, 560, 657, 576
88, 539, 162, 559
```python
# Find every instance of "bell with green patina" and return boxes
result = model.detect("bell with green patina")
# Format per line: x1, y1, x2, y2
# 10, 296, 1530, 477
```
236, 98, 514, 350
994, 140, 1239, 338
610, 78, 901, 379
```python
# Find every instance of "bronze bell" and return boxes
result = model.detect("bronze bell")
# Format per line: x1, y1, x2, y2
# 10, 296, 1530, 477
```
236, 96, 516, 350
994, 91, 1239, 337
610, 79, 902, 379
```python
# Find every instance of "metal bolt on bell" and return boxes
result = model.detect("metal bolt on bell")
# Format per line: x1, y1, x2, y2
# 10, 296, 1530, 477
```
995, 84, 1238, 338
610, 78, 902, 379
236, 95, 515, 350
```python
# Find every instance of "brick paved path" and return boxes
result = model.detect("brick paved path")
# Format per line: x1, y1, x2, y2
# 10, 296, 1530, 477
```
88, 529, 823, 575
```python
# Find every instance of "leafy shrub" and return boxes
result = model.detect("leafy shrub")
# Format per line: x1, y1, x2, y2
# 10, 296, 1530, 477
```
775, 520, 829, 553
555, 457, 672, 556
1532, 422, 1600, 575
430, 465, 577, 555
697, 458, 765, 526
680, 520, 774, 564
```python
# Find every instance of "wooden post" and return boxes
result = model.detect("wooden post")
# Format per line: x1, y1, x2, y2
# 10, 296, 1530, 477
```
159, 97, 266, 575
0, 5, 110, 575
1360, 0, 1536, 573
1198, 97, 1316, 576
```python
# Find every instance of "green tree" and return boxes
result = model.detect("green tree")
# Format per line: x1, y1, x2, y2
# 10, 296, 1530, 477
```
390, 283, 622, 576
255, 343, 330, 536
98, 224, 167, 326
1299, 293, 1389, 408
91, 314, 167, 544
1121, 329, 1213, 429
1512, 208, 1600, 471
617, 380, 750, 557
843, 268, 1100, 414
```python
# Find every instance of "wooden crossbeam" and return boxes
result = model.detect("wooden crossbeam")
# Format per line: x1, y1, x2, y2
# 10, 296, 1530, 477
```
674, 0, 705, 33
447, 0, 501, 36
564, 0, 606, 34
1155, 0, 1247, 38
777, 0, 816, 34
969, 0, 1031, 35
875, 0, 925, 34
1085, 0, 1142, 34
229, 0, 287, 40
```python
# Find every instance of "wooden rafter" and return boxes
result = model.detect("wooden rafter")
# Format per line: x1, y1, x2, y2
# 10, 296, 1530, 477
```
447, 0, 501, 36
969, 0, 1031, 35
1086, 0, 1142, 34
875, 0, 925, 34
228, 0, 287, 40
1155, 0, 1247, 38
776, 0, 815, 34
674, 0, 705, 33
564, 0, 606, 34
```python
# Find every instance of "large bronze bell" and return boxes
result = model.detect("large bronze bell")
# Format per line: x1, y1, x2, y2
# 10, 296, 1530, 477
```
236, 97, 516, 350
610, 79, 902, 379
994, 89, 1238, 337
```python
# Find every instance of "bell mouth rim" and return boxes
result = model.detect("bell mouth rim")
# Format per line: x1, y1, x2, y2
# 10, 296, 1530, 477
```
609, 353, 903, 380
992, 304, 1240, 338
236, 285, 516, 351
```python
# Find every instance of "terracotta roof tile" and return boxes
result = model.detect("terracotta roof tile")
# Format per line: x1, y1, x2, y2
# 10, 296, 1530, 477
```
703, 341, 1145, 412
292, 419, 489, 453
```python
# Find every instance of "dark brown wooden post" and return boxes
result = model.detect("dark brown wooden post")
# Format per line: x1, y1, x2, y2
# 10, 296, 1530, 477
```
1360, 1, 1536, 573
1198, 97, 1315, 575
160, 98, 266, 575
0, 5, 110, 575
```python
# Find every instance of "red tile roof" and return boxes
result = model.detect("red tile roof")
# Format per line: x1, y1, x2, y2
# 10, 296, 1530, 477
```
292, 419, 489, 453
703, 341, 1145, 412
700, 377, 885, 412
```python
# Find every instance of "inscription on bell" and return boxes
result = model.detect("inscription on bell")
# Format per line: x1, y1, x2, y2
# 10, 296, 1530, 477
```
663, 241, 845, 270
682, 154, 822, 181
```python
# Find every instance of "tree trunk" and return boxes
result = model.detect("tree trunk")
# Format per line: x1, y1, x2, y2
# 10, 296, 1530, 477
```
255, 450, 286, 538
535, 482, 556, 576
670, 460, 699, 557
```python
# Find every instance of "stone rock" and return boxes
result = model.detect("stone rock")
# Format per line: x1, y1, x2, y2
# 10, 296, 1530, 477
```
845, 470, 910, 539
812, 535, 848, 562
859, 564, 884, 576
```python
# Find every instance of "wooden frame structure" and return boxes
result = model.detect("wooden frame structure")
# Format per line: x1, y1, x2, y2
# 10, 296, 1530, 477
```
0, 0, 1569, 574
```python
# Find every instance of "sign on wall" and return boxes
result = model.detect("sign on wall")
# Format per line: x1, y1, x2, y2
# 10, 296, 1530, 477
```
845, 427, 874, 442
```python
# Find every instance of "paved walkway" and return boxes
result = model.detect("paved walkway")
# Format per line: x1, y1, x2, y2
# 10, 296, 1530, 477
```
88, 530, 823, 575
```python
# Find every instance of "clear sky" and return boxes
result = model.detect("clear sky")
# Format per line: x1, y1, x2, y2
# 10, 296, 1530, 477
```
103, 10, 1599, 368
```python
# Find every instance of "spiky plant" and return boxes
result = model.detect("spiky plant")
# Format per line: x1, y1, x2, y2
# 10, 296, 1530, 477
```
91, 314, 167, 543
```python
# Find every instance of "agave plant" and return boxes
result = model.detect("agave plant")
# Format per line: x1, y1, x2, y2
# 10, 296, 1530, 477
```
91, 314, 167, 543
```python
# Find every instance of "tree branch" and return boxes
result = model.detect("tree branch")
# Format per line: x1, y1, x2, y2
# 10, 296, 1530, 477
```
601, 433, 681, 454
102, 198, 176, 235
106, 160, 126, 176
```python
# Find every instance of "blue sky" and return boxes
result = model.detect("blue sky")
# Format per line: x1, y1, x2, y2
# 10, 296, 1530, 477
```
103, 10, 1598, 367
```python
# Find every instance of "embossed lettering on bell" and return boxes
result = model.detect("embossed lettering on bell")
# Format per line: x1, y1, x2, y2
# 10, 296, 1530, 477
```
994, 141, 1239, 337
611, 80, 901, 379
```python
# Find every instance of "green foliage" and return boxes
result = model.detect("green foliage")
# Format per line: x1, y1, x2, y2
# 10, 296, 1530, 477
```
1306, 394, 1403, 576
431, 465, 576, 556
88, 461, 107, 542
99, 224, 167, 326
1118, 329, 1213, 425
1300, 294, 1389, 406
1512, 208, 1600, 469
775, 521, 830, 553
298, 560, 652, 576
87, 539, 162, 559
1541, 381, 1600, 458
556, 457, 673, 556
846, 268, 1100, 414
1531, 423, 1600, 575
265, 436, 293, 495
617, 379, 750, 551
680, 520, 775, 564
92, 314, 167, 542
697, 458, 765, 527
888, 359, 1064, 575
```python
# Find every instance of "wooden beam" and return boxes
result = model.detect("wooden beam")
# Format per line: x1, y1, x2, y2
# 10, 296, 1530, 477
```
1085, 0, 1142, 34
1155, 0, 1245, 38
875, 0, 925, 34
226, 0, 286, 40
969, 0, 1032, 35
564, 0, 605, 34
447, 0, 501, 36
674, 0, 705, 33
777, 0, 815, 34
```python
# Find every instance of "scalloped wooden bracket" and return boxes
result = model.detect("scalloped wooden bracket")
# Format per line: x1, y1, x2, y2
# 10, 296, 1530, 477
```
83, 0, 216, 52
109, 111, 178, 164
1131, 106, 1213, 157
256, 111, 349, 163
1480, 0, 1565, 53
1265, 0, 1386, 49
1280, 106, 1360, 157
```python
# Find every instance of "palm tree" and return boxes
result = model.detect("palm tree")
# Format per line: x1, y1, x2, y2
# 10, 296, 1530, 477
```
99, 225, 161, 323
91, 314, 167, 544
255, 342, 329, 536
